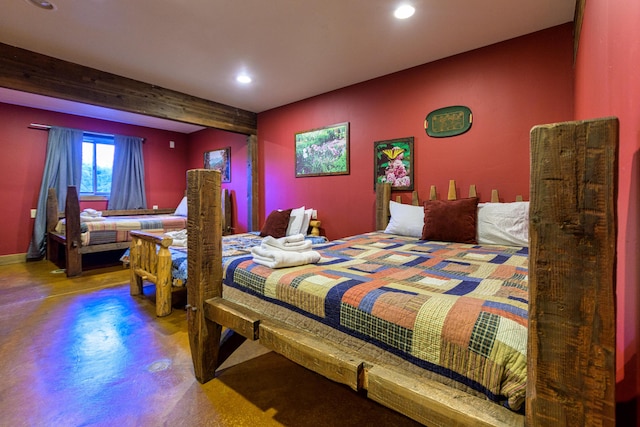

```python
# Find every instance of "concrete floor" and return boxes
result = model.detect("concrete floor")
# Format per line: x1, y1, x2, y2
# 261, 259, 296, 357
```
0, 259, 421, 426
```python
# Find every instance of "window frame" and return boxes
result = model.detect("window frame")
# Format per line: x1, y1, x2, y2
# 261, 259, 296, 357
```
80, 132, 115, 198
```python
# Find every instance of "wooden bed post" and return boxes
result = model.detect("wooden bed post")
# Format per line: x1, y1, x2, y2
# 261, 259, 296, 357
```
46, 188, 59, 262
187, 169, 223, 383
129, 238, 143, 296
221, 189, 232, 235
528, 118, 617, 426
154, 244, 173, 317
375, 183, 391, 230
64, 186, 82, 277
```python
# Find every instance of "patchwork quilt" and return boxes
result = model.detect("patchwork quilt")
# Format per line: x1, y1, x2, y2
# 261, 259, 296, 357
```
122, 232, 329, 285
222, 231, 529, 411
167, 232, 266, 283
56, 215, 188, 246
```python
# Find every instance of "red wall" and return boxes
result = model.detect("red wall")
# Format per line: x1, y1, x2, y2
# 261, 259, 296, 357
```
0, 102, 250, 257
0, 103, 190, 256
257, 24, 574, 241
574, 0, 640, 410
187, 129, 250, 233
0, 25, 575, 255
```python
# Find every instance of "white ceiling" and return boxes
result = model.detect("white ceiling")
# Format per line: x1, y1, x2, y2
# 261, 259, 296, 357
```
0, 0, 575, 133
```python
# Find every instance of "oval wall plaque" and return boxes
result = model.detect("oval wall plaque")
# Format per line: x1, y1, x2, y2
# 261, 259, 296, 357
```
424, 106, 472, 137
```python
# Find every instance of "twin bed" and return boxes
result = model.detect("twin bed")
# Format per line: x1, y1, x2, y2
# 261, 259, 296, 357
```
45, 186, 235, 278
45, 186, 185, 277
128, 216, 327, 317
130, 118, 617, 425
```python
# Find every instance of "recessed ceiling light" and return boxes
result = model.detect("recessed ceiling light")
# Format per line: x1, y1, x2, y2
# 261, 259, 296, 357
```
25, 0, 56, 10
236, 74, 252, 84
394, 4, 415, 19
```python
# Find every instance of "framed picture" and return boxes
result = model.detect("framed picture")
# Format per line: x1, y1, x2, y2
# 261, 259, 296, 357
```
295, 122, 350, 177
204, 147, 231, 182
374, 137, 414, 191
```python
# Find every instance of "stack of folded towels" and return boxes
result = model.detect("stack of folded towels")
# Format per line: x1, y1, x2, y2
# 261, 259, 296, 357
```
251, 233, 321, 269
80, 208, 105, 222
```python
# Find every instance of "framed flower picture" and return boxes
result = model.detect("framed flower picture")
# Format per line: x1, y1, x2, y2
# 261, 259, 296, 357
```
374, 137, 414, 191
204, 147, 231, 182
295, 122, 350, 177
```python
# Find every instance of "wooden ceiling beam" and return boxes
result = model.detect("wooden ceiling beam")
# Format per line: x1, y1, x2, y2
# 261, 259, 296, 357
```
0, 43, 257, 135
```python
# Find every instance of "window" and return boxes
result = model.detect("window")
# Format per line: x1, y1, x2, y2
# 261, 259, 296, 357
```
81, 133, 114, 196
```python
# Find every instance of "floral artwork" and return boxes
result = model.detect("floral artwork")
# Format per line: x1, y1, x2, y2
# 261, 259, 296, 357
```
295, 123, 349, 177
374, 137, 414, 191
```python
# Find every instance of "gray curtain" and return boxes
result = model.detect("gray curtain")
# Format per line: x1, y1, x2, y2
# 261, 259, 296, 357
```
27, 127, 83, 260
108, 135, 146, 210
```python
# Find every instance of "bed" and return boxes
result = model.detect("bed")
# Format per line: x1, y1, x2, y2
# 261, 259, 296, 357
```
128, 224, 327, 317
45, 185, 190, 277
45, 186, 239, 277
128, 232, 260, 317
173, 118, 618, 425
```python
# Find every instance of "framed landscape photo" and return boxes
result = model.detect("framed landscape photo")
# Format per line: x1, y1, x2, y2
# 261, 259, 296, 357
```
295, 122, 350, 177
374, 137, 414, 191
204, 147, 231, 182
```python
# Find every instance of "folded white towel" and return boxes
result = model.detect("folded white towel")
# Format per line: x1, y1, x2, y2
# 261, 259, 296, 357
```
251, 246, 321, 269
164, 229, 188, 247
282, 233, 305, 243
170, 239, 187, 247
261, 235, 312, 252
165, 229, 187, 239
82, 208, 102, 218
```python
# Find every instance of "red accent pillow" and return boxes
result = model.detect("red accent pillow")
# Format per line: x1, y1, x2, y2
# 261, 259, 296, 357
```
422, 198, 479, 243
260, 209, 293, 238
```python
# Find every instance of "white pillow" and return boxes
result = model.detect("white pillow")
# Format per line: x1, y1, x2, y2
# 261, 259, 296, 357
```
299, 208, 314, 235
477, 201, 529, 247
383, 200, 424, 238
174, 196, 188, 216
286, 206, 305, 236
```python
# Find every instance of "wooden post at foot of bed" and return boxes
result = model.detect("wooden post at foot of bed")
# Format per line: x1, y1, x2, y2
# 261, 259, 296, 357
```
46, 188, 60, 263
64, 186, 82, 277
528, 117, 617, 426
129, 236, 143, 296
154, 244, 173, 317
187, 169, 223, 383
45, 185, 82, 276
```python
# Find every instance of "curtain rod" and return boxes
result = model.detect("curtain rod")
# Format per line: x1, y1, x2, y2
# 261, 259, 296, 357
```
28, 123, 144, 141
29, 123, 114, 138
29, 123, 52, 131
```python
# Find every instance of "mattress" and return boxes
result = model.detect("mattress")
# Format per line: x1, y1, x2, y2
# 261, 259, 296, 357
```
56, 215, 188, 246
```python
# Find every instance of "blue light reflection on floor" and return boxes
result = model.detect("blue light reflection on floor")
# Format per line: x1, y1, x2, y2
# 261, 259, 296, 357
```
30, 287, 169, 425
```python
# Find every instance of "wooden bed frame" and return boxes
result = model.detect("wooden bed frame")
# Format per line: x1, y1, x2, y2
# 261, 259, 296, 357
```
181, 118, 616, 426
128, 188, 233, 317
46, 186, 234, 279
45, 186, 176, 277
